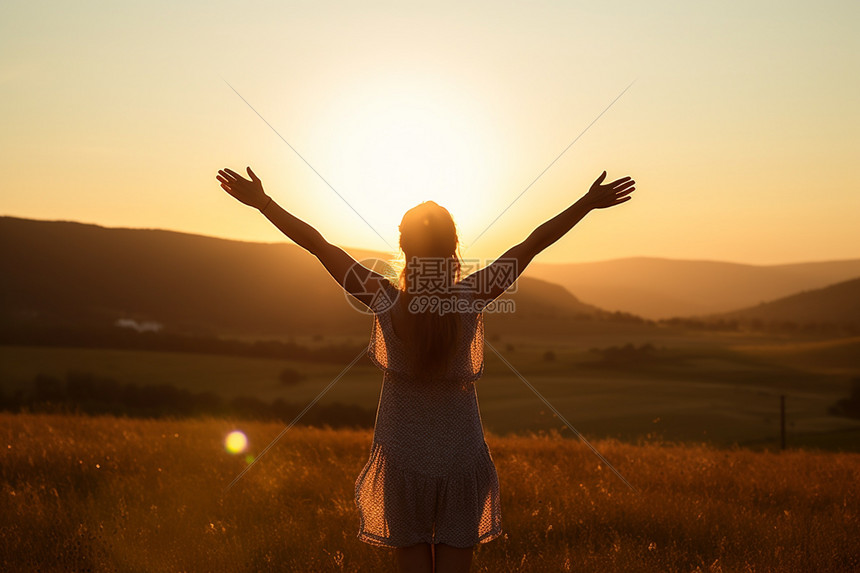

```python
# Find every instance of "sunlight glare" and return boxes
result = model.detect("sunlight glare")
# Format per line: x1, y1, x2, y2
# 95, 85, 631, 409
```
225, 430, 248, 454
317, 79, 499, 245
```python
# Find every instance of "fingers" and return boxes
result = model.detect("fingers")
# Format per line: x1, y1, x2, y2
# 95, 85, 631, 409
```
594, 170, 607, 185
224, 168, 245, 181
613, 179, 635, 193
218, 169, 238, 183
247, 166, 259, 182
615, 186, 635, 199
610, 176, 632, 188
216, 175, 231, 185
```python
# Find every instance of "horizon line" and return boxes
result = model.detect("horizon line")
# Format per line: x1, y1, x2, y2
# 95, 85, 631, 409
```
2, 212, 858, 269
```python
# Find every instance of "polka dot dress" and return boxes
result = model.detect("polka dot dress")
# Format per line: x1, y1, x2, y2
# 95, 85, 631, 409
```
354, 281, 503, 548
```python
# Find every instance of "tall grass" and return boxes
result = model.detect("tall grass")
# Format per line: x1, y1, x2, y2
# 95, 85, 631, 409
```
1, 413, 857, 572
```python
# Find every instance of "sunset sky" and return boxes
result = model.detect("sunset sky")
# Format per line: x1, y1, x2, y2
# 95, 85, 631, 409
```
2, 0, 858, 265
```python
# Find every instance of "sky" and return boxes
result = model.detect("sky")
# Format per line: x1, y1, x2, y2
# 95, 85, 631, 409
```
2, 0, 858, 265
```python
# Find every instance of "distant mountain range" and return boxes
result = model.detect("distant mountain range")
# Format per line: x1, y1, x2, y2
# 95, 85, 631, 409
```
2, 216, 857, 338
526, 257, 860, 319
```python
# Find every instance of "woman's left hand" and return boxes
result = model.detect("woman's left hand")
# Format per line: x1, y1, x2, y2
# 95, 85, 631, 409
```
581, 171, 635, 210
217, 167, 269, 210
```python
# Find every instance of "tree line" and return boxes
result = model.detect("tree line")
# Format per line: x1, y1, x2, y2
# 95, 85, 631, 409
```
0, 321, 371, 365
0, 370, 375, 428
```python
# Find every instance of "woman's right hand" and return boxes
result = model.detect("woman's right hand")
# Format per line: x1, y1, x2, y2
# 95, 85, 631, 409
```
216, 167, 269, 210
581, 171, 636, 210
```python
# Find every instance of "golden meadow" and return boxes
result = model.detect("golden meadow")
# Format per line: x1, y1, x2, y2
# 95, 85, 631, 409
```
2, 413, 857, 572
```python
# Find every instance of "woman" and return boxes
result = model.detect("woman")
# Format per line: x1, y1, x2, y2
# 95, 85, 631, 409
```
216, 166, 635, 572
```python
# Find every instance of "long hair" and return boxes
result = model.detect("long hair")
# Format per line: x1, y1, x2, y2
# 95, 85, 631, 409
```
397, 201, 463, 378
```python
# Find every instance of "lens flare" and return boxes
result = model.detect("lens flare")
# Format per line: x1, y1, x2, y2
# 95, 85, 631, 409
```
224, 430, 248, 454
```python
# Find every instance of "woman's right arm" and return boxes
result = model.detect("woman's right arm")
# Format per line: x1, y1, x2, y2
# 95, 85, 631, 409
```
216, 166, 389, 308
462, 171, 635, 302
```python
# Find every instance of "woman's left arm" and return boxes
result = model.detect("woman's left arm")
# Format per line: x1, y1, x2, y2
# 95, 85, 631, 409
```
460, 171, 635, 302
216, 166, 388, 308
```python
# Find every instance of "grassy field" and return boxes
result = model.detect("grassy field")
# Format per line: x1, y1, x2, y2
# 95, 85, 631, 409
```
3, 330, 859, 450
1, 413, 858, 572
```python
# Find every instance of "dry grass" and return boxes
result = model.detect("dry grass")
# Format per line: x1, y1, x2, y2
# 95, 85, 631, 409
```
1, 413, 858, 572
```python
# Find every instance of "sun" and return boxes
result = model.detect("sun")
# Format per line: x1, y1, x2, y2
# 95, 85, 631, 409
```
313, 77, 501, 247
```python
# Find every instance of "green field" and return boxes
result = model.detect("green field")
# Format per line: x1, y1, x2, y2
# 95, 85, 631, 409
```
3, 329, 858, 450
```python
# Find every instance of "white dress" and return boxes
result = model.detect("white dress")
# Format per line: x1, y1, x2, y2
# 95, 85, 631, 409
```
354, 281, 503, 548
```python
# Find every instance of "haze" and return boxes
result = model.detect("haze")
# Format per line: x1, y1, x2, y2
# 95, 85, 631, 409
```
2, 0, 858, 265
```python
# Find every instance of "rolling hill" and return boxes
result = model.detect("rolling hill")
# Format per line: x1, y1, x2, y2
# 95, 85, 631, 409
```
526, 257, 860, 319
720, 277, 860, 327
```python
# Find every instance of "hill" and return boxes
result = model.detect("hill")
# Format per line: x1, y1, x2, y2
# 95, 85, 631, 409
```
526, 257, 860, 319
720, 277, 860, 327
0, 216, 613, 340
0, 216, 364, 337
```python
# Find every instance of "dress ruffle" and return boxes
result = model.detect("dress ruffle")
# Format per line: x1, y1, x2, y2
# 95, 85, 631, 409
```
355, 441, 503, 548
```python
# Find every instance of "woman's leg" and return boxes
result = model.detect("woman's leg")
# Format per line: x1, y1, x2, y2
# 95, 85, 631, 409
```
433, 543, 473, 573
395, 542, 432, 573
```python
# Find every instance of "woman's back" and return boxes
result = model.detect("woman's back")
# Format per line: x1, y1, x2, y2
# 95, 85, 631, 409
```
355, 281, 502, 547
369, 282, 486, 468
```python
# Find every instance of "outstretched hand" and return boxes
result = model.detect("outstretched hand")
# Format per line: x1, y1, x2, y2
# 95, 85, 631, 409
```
216, 167, 269, 210
581, 171, 636, 210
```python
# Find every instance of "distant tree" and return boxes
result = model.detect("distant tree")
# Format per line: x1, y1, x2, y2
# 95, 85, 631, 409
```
829, 378, 860, 419
586, 342, 657, 367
